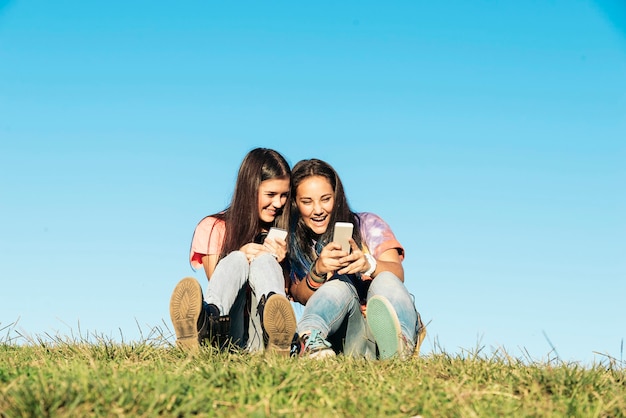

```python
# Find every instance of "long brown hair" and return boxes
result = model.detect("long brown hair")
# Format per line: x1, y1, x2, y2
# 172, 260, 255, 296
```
208, 148, 291, 260
287, 158, 363, 281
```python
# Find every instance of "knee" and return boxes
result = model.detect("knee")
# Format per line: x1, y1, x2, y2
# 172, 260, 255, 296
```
368, 271, 402, 293
226, 250, 248, 264
250, 253, 282, 276
315, 280, 357, 304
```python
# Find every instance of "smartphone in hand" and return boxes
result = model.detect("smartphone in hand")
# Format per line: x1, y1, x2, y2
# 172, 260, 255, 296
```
265, 227, 288, 242
332, 222, 353, 253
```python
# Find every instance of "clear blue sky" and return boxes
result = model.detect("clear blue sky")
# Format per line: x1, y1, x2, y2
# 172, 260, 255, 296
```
1, 0, 624, 365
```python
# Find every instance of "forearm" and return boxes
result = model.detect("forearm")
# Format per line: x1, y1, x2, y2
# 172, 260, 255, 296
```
202, 254, 218, 282
371, 260, 404, 282
289, 278, 315, 305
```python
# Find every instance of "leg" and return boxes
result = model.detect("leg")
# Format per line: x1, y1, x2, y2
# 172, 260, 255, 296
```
367, 272, 419, 359
248, 253, 287, 298
226, 285, 248, 349
205, 251, 249, 314
249, 253, 296, 355
298, 276, 375, 359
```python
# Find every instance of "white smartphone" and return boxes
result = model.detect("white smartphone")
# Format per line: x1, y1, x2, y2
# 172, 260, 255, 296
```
265, 227, 288, 242
332, 222, 353, 253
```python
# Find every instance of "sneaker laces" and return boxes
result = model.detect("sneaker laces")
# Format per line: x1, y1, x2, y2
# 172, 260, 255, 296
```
304, 330, 333, 353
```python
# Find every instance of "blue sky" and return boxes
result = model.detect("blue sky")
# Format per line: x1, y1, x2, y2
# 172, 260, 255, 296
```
1, 0, 624, 365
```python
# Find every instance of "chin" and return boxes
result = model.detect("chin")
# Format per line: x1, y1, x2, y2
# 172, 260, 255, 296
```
308, 224, 328, 236
261, 215, 276, 224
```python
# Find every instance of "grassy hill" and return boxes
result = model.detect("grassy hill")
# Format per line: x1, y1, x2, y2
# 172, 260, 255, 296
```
1, 330, 624, 417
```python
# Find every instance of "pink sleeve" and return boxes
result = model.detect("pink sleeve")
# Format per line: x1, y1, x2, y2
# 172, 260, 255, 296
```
189, 217, 226, 270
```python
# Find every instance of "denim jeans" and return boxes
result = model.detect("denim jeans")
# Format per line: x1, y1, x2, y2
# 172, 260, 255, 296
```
204, 251, 286, 352
297, 275, 377, 359
367, 271, 420, 351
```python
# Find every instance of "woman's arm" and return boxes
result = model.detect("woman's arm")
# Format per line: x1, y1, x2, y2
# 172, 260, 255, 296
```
289, 277, 315, 305
288, 252, 336, 305
337, 241, 405, 282
201, 254, 219, 281
367, 248, 404, 281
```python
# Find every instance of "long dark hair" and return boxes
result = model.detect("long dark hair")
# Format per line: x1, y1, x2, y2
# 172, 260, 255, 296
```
203, 148, 291, 261
287, 159, 363, 281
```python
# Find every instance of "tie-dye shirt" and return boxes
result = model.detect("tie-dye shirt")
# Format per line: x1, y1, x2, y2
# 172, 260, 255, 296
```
357, 212, 404, 261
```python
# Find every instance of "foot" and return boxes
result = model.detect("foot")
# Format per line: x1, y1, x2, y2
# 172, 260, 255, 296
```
169, 277, 204, 352
291, 330, 336, 359
198, 303, 232, 350
366, 295, 411, 360
262, 294, 297, 356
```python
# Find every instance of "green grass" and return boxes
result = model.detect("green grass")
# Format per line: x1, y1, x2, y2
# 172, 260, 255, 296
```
1, 324, 624, 417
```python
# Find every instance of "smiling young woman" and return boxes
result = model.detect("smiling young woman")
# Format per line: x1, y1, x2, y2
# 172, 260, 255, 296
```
286, 158, 425, 360
169, 148, 296, 355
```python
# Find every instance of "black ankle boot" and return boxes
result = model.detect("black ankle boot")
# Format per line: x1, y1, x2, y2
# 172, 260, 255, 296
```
256, 292, 277, 344
198, 303, 231, 349
256, 292, 276, 325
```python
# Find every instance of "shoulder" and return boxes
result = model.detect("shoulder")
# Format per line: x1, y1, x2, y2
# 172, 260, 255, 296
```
357, 212, 390, 230
196, 215, 226, 232
356, 212, 404, 259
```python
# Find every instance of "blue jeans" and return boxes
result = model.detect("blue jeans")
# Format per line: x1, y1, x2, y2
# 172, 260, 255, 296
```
367, 271, 420, 351
297, 276, 377, 359
204, 251, 286, 352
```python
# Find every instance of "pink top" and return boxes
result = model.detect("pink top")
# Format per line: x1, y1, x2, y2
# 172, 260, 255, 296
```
189, 216, 226, 270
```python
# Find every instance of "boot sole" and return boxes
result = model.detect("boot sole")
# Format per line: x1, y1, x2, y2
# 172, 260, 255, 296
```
169, 277, 203, 351
263, 295, 297, 356
366, 295, 402, 360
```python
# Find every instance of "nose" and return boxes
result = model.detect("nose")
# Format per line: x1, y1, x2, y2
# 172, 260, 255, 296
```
313, 200, 324, 215
272, 195, 284, 208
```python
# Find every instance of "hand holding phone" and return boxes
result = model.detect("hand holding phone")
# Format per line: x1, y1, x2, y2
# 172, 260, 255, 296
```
332, 222, 353, 253
265, 227, 288, 242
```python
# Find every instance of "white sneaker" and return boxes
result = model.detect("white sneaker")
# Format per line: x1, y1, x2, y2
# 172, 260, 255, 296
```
292, 330, 336, 359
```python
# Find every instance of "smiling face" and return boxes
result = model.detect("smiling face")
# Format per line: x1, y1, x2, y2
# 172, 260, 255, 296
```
294, 175, 335, 235
258, 177, 290, 224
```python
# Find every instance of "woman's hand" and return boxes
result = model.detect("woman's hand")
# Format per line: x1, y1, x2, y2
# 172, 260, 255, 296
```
240, 243, 266, 263
315, 240, 351, 276
241, 237, 287, 263
263, 236, 287, 262
336, 238, 370, 276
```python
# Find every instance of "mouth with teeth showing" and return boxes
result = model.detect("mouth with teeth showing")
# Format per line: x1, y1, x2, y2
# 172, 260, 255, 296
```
308, 215, 329, 234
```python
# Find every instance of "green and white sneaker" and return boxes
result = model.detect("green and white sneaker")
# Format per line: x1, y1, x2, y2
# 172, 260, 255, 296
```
366, 295, 410, 360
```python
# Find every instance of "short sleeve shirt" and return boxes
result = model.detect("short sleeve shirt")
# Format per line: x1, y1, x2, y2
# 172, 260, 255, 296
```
189, 216, 226, 270
358, 212, 404, 261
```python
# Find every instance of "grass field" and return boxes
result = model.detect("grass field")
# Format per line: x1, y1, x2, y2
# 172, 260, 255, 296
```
1, 325, 624, 417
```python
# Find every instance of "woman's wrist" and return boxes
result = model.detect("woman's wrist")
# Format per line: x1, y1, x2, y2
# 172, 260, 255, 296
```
309, 259, 326, 283
305, 273, 323, 291
363, 253, 377, 277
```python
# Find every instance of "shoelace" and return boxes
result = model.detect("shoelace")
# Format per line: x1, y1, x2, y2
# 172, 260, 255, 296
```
304, 330, 332, 353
